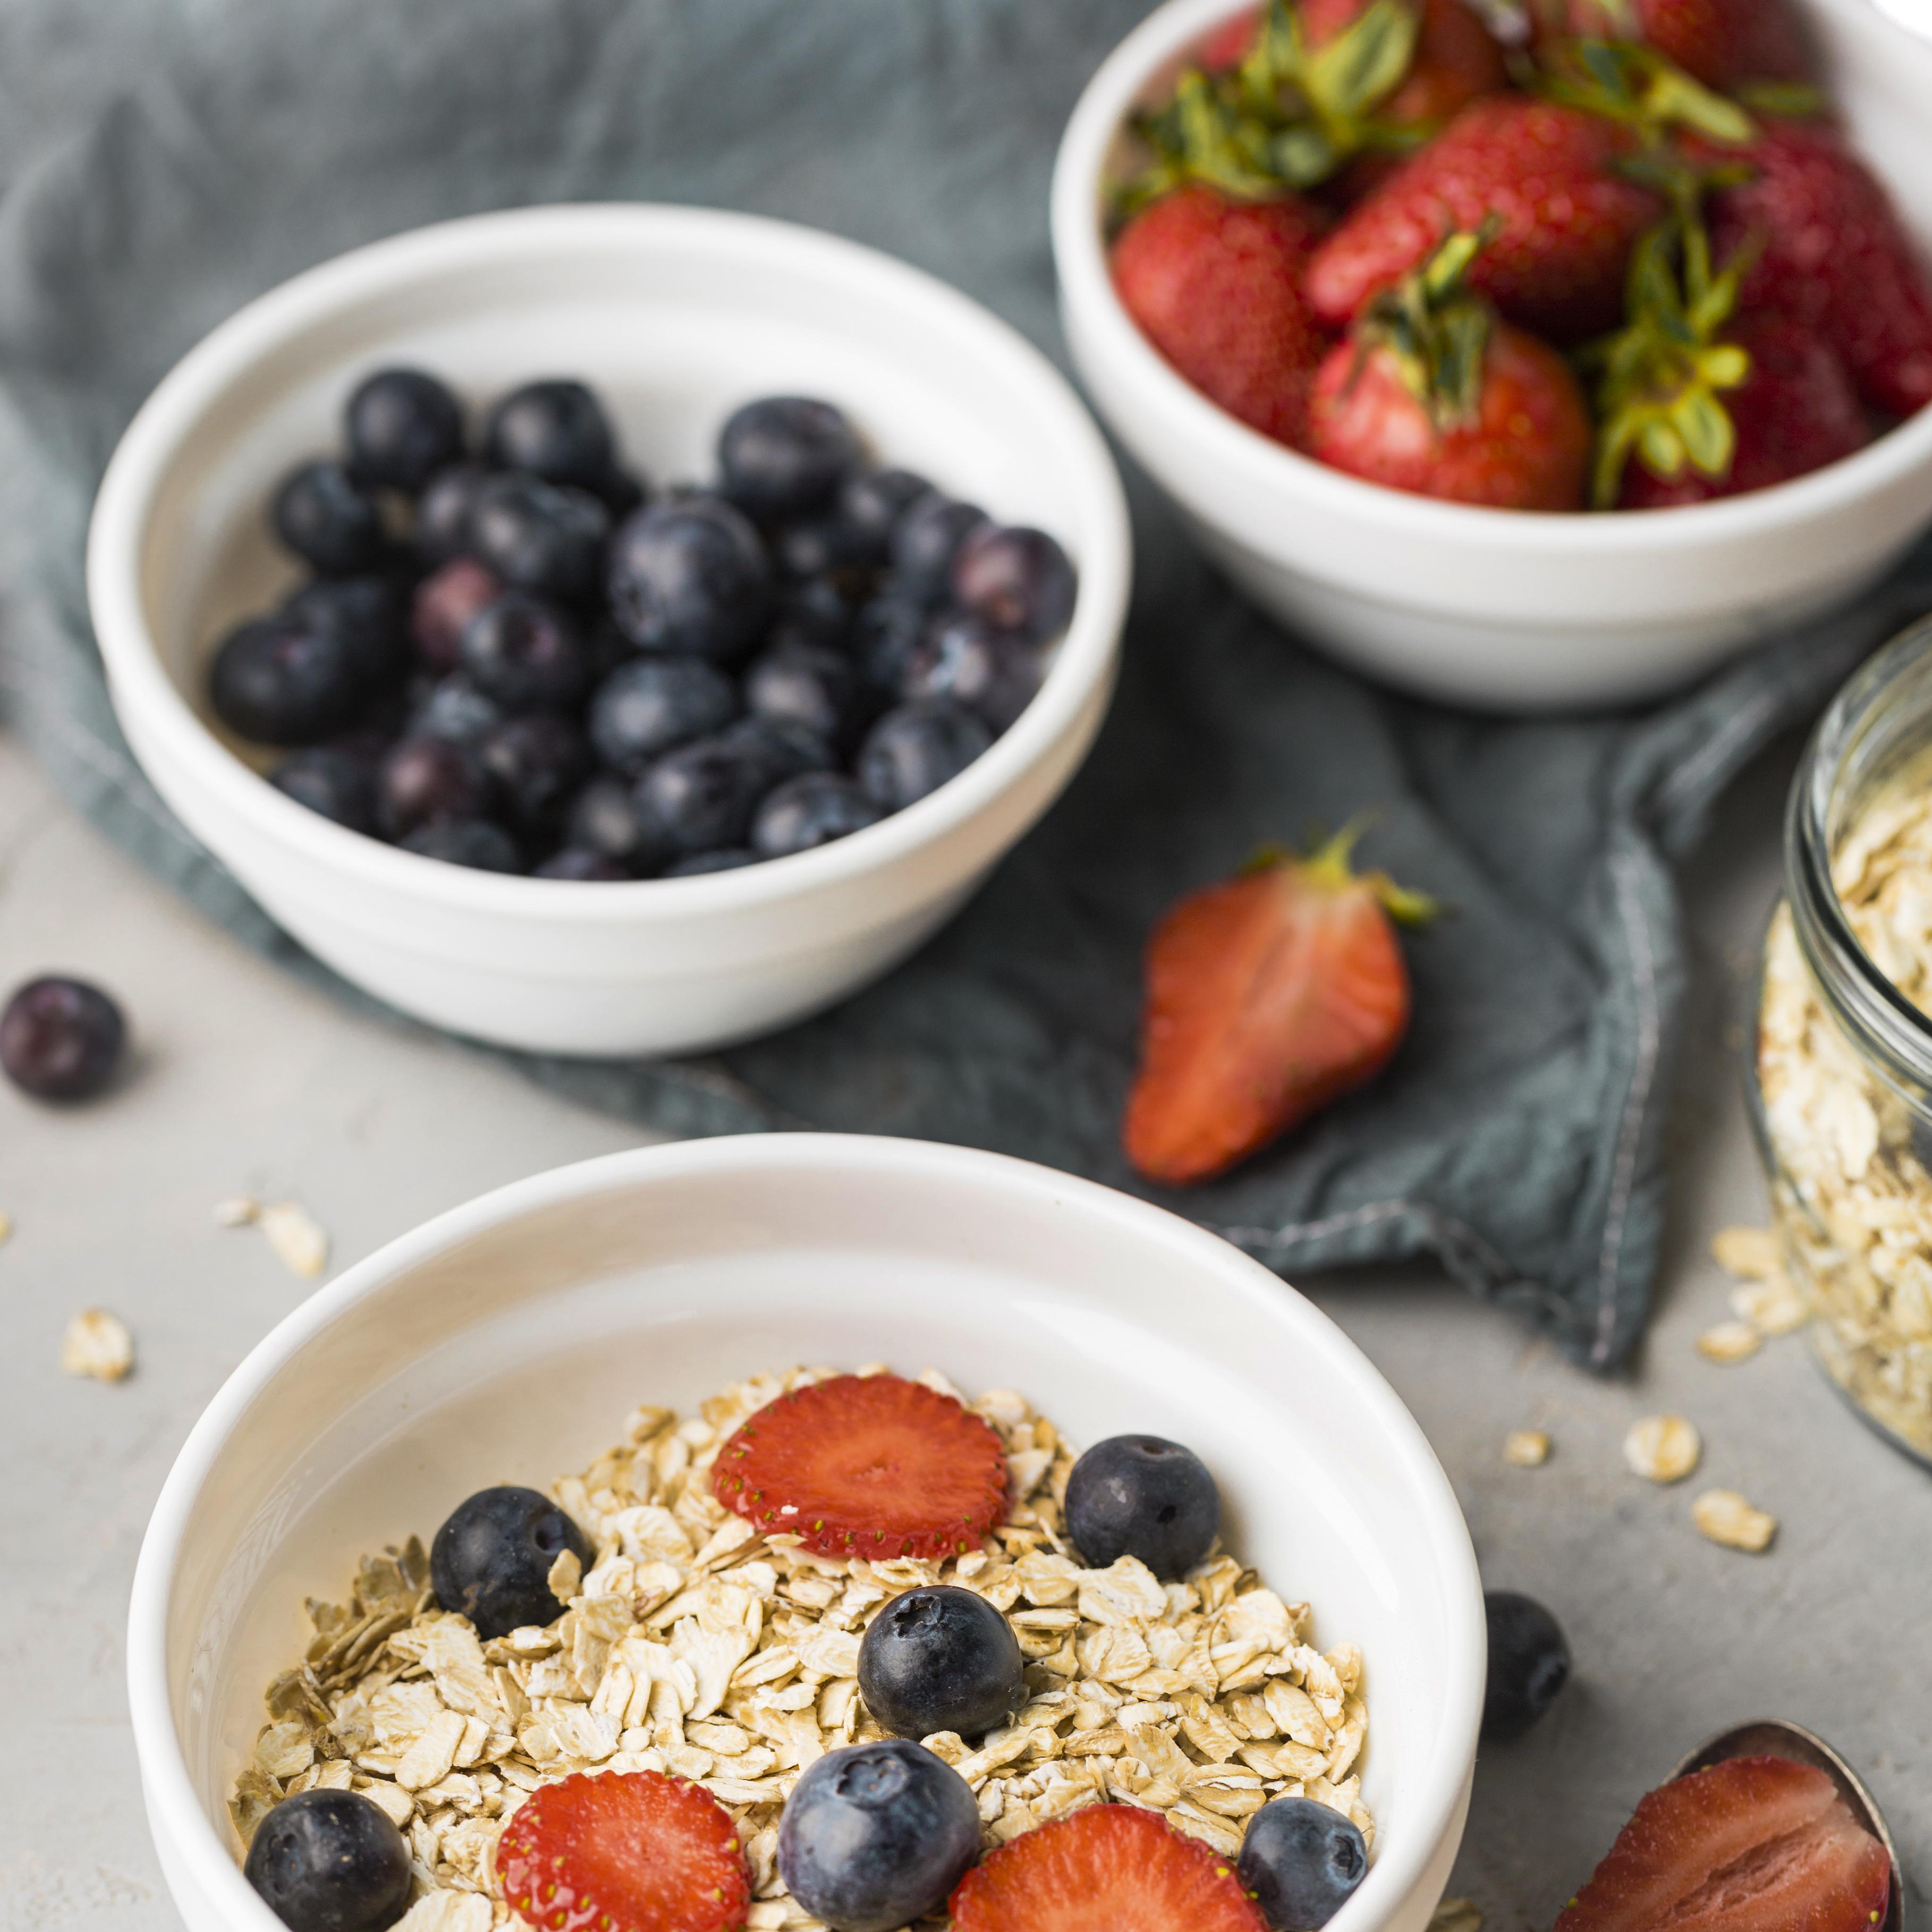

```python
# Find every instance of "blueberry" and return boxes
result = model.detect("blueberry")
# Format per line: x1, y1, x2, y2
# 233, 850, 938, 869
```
632, 734, 775, 859
664, 848, 760, 876
0, 976, 125, 1102
838, 467, 933, 562
951, 524, 1078, 642
484, 379, 617, 492
1238, 1797, 1369, 1931
771, 515, 875, 584
851, 596, 930, 698
856, 1584, 1026, 1741
889, 492, 988, 603
460, 595, 589, 714
414, 462, 494, 564
744, 642, 861, 745
377, 736, 489, 840
1482, 1591, 1570, 1740
272, 460, 387, 577
769, 578, 854, 653
469, 474, 609, 603
430, 1485, 594, 1638
752, 773, 883, 859
478, 714, 591, 840
1063, 1435, 1219, 1579
411, 558, 504, 672
281, 575, 411, 690
566, 775, 664, 875
409, 672, 505, 749
210, 616, 363, 747
243, 1789, 412, 1932
724, 714, 837, 786
533, 846, 631, 881
606, 499, 772, 662
272, 747, 377, 833
777, 1739, 980, 1932
856, 701, 993, 813
588, 657, 740, 776
900, 612, 1041, 733
592, 466, 649, 519
345, 368, 465, 493
400, 819, 522, 872
718, 396, 860, 518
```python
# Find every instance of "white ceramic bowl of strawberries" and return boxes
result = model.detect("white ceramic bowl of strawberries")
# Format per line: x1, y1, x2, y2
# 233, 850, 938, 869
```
1053, 0, 1932, 710
88, 205, 1131, 1056
126, 1134, 1486, 1932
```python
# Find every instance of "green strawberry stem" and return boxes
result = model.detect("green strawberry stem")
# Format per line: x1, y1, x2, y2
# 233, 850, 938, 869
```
1346, 223, 1502, 430
1537, 38, 1755, 146
1248, 821, 1441, 924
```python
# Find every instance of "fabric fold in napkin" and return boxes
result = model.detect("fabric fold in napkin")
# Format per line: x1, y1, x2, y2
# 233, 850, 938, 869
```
1, 0, 1927, 1368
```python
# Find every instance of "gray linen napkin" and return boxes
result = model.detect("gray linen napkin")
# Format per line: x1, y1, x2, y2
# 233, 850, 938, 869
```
1, 0, 1926, 1369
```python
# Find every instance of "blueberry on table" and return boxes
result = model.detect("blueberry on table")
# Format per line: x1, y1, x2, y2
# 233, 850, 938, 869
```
272, 460, 387, 577
377, 736, 489, 840
401, 819, 522, 872
900, 611, 1041, 733
460, 594, 589, 715
484, 378, 617, 492
243, 1789, 412, 1932
411, 558, 504, 672
889, 491, 989, 603
777, 1739, 981, 1932
664, 847, 759, 876
533, 846, 631, 881
281, 575, 411, 690
744, 641, 861, 745
718, 395, 861, 518
345, 367, 464, 493
857, 1583, 1026, 1741
857, 700, 994, 813
566, 775, 665, 875
1482, 1590, 1570, 1740
752, 772, 883, 859
468, 473, 609, 603
633, 733, 777, 859
429, 1485, 594, 1638
838, 467, 934, 561
210, 616, 363, 747
409, 672, 504, 749
414, 461, 494, 564
951, 523, 1078, 642
477, 714, 591, 840
606, 498, 773, 661
588, 657, 740, 776
271, 748, 377, 834
1063, 1434, 1219, 1579
1238, 1796, 1369, 1931
0, 976, 125, 1102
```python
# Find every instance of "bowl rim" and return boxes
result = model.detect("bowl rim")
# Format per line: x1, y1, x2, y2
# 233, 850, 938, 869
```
87, 204, 1132, 920
1049, 0, 1932, 552
125, 1132, 1485, 1932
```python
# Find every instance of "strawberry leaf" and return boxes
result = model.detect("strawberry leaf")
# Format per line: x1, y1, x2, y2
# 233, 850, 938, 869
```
1304, 0, 1421, 121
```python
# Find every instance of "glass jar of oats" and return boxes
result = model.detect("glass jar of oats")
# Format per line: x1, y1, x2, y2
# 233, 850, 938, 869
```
1751, 616, 1932, 1465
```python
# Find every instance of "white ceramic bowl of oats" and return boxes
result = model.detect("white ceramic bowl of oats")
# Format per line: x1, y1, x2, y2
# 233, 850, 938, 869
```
126, 1135, 1482, 1932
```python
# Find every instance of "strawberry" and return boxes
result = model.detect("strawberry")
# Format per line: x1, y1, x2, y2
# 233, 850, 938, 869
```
1555, 1756, 1892, 1932
1304, 97, 1663, 342
1124, 827, 1432, 1188
710, 1372, 1009, 1560
1307, 229, 1592, 507
1111, 184, 1327, 445
1707, 117, 1932, 418
1545, 0, 1816, 89
948, 1802, 1268, 1932
497, 1771, 750, 1932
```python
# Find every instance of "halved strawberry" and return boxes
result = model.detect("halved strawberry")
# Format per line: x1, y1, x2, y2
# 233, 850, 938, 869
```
1556, 1757, 1893, 1932
710, 1373, 1008, 1560
948, 1803, 1268, 1932
497, 1771, 750, 1932
1124, 828, 1432, 1187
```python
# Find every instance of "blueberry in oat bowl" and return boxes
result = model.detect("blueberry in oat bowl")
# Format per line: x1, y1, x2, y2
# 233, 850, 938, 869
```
206, 371, 1077, 879
243, 1789, 412, 1932
1481, 1589, 1570, 1740
428, 1484, 594, 1640
1064, 1433, 1221, 1579
855, 1583, 1026, 1742
1, 974, 126, 1102
1238, 1796, 1370, 1931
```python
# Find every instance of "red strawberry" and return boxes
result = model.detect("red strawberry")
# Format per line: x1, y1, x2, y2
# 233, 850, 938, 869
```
1112, 184, 1327, 445
1549, 0, 1815, 88
948, 1803, 1268, 1932
497, 1771, 750, 1932
1555, 1756, 1892, 1932
1620, 311, 1868, 506
1707, 117, 1932, 418
1304, 97, 1662, 342
1124, 828, 1431, 1187
711, 1372, 1008, 1560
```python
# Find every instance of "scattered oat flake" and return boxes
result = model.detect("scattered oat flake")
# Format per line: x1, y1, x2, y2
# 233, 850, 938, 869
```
260, 1201, 328, 1278
1693, 1489, 1777, 1553
1696, 1320, 1762, 1365
61, 1309, 134, 1381
215, 1196, 261, 1228
1429, 1901, 1483, 1932
1624, 1415, 1700, 1484
1710, 1226, 1784, 1282
1503, 1430, 1550, 1468
1728, 1277, 1807, 1337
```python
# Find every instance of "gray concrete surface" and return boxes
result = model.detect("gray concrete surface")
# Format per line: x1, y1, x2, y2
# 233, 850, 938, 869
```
2, 723, 1926, 1932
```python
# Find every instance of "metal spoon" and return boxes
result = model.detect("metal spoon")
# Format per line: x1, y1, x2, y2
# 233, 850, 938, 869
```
1672, 1719, 1903, 1932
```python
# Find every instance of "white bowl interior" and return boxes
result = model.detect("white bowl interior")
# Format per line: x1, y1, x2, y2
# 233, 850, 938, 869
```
141, 1140, 1481, 1932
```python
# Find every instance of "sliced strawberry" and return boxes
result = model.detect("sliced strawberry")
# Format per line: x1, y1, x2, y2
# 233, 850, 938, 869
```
949, 1803, 1268, 1932
711, 1372, 1008, 1560
1124, 829, 1430, 1187
498, 1771, 750, 1932
1556, 1757, 1892, 1932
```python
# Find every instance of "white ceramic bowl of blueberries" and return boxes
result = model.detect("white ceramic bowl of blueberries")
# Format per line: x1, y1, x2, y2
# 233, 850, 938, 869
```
88, 205, 1131, 1056
127, 1134, 1487, 1932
